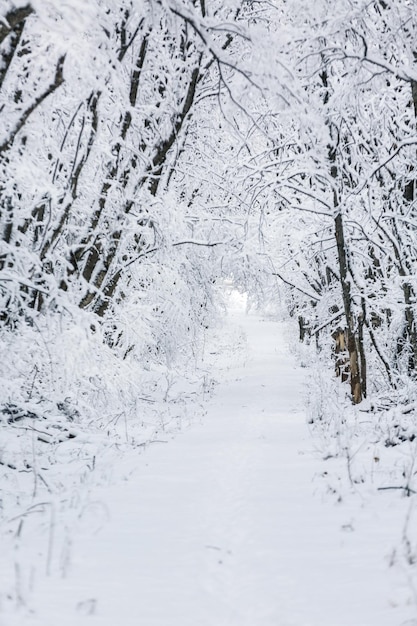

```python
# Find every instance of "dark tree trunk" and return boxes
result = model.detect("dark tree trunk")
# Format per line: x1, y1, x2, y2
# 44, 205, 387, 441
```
334, 212, 363, 403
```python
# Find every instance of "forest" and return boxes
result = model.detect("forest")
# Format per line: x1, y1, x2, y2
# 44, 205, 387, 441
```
1, 0, 417, 619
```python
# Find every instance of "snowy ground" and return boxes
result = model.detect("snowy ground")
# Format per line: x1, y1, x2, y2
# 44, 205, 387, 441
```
1, 292, 417, 625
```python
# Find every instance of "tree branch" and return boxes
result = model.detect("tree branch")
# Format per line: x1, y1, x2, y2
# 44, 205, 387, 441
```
0, 4, 33, 46
271, 270, 320, 302
352, 138, 417, 195
124, 238, 232, 269
0, 54, 66, 154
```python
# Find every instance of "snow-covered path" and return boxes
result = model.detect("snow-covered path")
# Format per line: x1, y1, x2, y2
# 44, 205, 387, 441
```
10, 305, 415, 625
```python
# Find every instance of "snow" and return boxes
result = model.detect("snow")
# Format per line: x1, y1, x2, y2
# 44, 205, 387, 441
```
1, 292, 417, 625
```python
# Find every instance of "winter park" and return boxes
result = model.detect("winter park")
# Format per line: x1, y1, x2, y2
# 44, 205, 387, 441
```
2, 1, 417, 624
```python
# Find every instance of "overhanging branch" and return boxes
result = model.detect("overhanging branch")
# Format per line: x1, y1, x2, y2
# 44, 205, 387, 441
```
124, 238, 232, 269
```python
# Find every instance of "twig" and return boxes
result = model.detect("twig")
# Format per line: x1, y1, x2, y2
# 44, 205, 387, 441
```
124, 238, 232, 269
271, 270, 320, 302
378, 486, 417, 496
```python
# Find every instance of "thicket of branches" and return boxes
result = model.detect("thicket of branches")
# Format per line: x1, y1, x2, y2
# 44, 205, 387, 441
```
0, 0, 261, 439
2, 0, 417, 445
227, 0, 417, 413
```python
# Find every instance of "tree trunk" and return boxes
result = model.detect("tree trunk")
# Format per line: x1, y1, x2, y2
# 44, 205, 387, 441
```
334, 210, 363, 403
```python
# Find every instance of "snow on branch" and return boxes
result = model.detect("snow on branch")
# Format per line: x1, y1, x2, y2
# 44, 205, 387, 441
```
0, 54, 66, 154
271, 270, 320, 302
124, 238, 233, 269
0, 4, 33, 45
352, 138, 417, 195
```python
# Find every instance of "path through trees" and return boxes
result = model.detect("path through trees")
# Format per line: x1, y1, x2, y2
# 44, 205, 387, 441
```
6, 297, 413, 626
